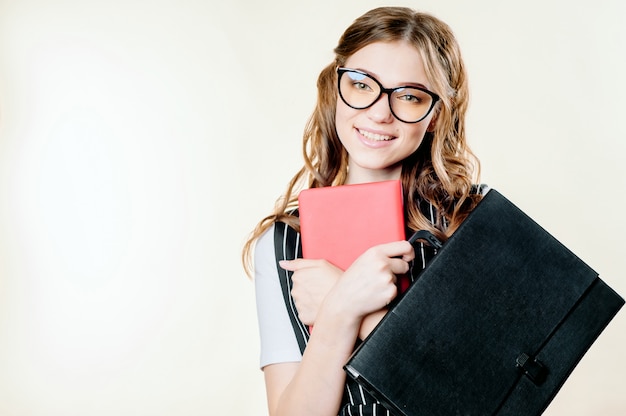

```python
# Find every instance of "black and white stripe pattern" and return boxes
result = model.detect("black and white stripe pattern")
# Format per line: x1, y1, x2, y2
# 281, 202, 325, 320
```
273, 220, 310, 353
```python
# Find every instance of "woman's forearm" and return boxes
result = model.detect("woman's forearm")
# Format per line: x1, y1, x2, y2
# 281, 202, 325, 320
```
270, 298, 362, 416
358, 309, 387, 341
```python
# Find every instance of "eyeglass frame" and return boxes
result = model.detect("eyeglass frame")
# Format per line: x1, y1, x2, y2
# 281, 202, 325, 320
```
336, 67, 440, 124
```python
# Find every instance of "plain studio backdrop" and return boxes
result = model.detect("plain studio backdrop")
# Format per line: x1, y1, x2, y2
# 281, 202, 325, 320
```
0, 0, 624, 415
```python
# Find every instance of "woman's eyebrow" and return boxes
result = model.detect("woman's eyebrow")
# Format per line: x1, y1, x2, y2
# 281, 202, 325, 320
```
350, 67, 430, 90
400, 81, 430, 90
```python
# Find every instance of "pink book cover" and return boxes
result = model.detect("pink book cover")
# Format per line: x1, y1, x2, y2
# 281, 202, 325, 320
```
298, 180, 406, 271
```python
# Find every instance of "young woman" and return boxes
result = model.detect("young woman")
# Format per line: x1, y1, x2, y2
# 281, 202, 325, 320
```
243, 7, 483, 416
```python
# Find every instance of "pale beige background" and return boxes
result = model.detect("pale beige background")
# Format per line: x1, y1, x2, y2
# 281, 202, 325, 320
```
0, 0, 624, 415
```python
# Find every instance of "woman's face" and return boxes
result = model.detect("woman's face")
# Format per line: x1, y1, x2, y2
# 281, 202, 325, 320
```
335, 41, 436, 184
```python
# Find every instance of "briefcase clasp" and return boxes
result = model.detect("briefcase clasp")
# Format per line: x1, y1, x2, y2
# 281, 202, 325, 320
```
516, 353, 548, 386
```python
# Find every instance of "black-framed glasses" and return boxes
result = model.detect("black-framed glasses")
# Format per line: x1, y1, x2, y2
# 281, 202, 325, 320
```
337, 67, 440, 124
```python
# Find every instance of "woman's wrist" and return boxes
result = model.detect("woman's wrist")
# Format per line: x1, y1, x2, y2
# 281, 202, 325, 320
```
315, 289, 363, 337
359, 309, 387, 340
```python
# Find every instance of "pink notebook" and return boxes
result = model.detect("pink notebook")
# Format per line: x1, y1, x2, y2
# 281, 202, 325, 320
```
298, 180, 406, 271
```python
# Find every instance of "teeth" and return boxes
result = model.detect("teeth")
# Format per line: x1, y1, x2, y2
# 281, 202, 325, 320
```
359, 129, 394, 141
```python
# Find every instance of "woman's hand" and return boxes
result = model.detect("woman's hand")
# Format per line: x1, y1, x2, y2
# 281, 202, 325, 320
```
283, 240, 415, 326
328, 240, 415, 320
279, 258, 342, 325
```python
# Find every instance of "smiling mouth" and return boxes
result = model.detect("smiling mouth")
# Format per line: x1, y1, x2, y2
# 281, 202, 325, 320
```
358, 129, 395, 141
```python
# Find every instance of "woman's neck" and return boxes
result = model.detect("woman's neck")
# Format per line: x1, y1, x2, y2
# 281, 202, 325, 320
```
345, 164, 402, 185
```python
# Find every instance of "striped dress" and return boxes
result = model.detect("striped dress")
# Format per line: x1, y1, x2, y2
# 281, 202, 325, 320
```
272, 199, 441, 416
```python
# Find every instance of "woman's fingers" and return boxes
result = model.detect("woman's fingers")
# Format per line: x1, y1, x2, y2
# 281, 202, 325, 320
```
366, 240, 415, 263
388, 257, 411, 275
279, 258, 324, 271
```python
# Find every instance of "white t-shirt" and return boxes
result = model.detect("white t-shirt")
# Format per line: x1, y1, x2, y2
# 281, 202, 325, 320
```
254, 224, 303, 369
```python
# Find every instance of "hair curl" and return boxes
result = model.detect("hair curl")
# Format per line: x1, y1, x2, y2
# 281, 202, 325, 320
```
242, 7, 481, 276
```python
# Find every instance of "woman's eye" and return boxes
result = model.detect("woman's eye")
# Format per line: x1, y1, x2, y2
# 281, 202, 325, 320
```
354, 82, 372, 91
399, 94, 422, 103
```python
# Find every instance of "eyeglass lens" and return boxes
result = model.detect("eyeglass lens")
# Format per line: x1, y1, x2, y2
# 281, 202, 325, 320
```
338, 69, 436, 123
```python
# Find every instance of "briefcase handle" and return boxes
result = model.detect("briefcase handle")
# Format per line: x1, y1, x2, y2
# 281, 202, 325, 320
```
408, 230, 443, 250
388, 230, 443, 308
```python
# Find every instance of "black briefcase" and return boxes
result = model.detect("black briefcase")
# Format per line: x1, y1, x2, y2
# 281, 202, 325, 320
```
344, 189, 624, 416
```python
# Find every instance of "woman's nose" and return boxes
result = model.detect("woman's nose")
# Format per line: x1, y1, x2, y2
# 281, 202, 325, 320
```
366, 94, 394, 124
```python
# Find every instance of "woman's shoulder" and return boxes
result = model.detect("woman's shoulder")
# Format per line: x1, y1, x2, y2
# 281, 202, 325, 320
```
254, 223, 277, 274
255, 216, 302, 270
255, 210, 300, 253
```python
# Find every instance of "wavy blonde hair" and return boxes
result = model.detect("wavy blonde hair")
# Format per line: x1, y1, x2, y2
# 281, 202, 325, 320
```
242, 7, 481, 276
